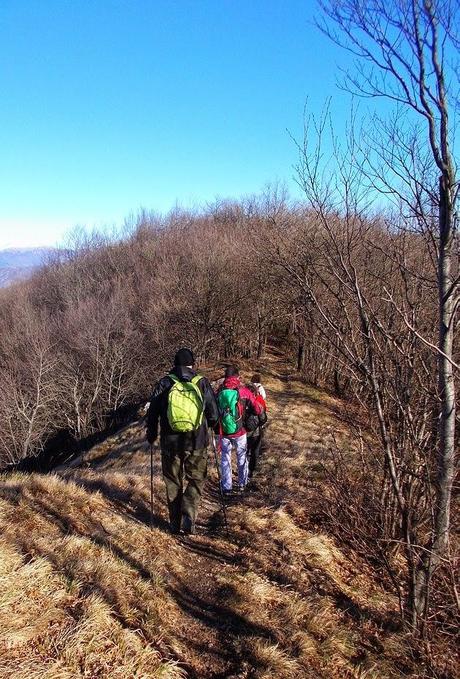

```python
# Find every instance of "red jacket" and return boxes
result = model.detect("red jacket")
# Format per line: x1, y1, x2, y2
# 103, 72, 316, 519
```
219, 376, 263, 438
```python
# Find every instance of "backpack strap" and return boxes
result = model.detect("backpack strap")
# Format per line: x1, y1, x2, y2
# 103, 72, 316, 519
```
190, 375, 205, 405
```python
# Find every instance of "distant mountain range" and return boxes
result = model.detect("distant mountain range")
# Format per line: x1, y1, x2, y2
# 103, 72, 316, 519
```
0, 247, 56, 287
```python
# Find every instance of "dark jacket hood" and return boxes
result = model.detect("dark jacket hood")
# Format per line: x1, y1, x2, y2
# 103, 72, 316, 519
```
171, 365, 197, 382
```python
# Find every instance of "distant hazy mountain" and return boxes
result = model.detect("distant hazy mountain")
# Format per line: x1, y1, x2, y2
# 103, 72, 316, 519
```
0, 247, 56, 287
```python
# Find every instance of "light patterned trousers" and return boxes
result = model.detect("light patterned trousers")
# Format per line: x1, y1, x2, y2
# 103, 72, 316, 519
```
220, 433, 248, 491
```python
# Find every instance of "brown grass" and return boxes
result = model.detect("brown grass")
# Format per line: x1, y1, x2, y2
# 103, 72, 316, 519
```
0, 354, 439, 678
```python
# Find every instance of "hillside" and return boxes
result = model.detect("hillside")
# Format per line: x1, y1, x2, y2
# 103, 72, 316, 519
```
0, 247, 55, 286
0, 356, 448, 678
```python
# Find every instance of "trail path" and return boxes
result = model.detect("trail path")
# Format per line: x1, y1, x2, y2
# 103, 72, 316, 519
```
0, 356, 409, 678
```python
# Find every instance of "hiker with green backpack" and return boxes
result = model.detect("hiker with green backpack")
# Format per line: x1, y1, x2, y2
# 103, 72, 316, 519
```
146, 348, 219, 535
216, 366, 264, 494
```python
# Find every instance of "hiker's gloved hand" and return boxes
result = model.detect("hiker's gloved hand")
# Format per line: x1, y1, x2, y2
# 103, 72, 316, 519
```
147, 431, 157, 445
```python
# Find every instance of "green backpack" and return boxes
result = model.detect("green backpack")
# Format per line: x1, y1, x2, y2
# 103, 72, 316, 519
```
217, 388, 243, 435
167, 374, 204, 433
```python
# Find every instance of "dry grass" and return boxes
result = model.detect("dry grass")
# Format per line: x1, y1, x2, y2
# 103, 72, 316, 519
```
0, 534, 184, 679
0, 354, 440, 678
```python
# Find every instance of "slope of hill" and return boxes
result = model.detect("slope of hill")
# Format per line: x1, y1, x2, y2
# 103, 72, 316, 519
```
0, 247, 56, 286
0, 356, 451, 678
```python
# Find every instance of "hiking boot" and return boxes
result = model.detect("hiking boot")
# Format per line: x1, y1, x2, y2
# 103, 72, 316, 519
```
222, 488, 232, 496
238, 484, 246, 493
182, 516, 196, 535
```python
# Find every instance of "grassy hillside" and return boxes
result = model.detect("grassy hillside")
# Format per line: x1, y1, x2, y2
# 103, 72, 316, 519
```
0, 356, 449, 678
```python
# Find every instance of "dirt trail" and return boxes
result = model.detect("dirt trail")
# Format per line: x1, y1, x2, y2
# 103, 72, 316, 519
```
0, 356, 413, 678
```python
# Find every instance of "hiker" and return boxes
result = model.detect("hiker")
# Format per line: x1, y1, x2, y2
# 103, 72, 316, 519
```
246, 382, 268, 478
250, 373, 267, 401
216, 366, 264, 493
146, 348, 219, 535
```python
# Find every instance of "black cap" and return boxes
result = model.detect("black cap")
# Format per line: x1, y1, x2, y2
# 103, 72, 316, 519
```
225, 365, 239, 378
174, 348, 195, 366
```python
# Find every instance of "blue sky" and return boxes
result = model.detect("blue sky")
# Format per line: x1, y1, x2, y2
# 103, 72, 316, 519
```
0, 0, 355, 248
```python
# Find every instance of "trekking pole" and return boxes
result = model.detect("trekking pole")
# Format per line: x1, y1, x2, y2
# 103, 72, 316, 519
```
210, 431, 230, 538
150, 443, 154, 530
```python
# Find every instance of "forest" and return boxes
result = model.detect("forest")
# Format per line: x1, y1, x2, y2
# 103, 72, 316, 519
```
0, 187, 457, 639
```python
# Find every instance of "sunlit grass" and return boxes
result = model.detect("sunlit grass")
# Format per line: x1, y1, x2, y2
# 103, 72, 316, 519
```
0, 354, 422, 678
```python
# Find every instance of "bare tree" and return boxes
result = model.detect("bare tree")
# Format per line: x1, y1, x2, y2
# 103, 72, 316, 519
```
0, 298, 63, 465
312, 0, 459, 627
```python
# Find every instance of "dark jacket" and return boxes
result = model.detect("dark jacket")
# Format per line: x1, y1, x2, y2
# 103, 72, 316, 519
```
246, 394, 268, 437
146, 366, 219, 452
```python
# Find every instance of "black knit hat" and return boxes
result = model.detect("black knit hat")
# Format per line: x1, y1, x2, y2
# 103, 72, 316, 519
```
174, 348, 195, 366
225, 365, 239, 377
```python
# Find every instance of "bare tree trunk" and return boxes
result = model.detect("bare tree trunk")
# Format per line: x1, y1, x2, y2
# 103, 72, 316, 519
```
436, 177, 456, 558
414, 177, 457, 622
333, 368, 341, 396
297, 337, 305, 372
257, 309, 265, 359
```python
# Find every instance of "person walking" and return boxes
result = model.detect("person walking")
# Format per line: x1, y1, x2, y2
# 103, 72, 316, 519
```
216, 366, 263, 494
246, 383, 267, 478
250, 373, 267, 401
146, 348, 219, 535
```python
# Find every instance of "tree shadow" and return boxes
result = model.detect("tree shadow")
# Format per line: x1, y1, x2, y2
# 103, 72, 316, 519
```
0, 476, 281, 679
178, 535, 242, 568
0, 481, 176, 654
333, 590, 403, 633
68, 474, 170, 532
0, 483, 158, 582
165, 572, 277, 679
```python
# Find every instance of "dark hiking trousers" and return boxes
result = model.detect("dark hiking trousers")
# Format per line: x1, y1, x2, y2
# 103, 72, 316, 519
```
247, 429, 263, 477
161, 447, 208, 531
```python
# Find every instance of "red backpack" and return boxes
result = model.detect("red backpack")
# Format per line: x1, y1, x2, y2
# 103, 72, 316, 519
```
255, 394, 267, 412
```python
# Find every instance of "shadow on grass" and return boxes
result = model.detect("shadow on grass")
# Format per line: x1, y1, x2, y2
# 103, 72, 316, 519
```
165, 573, 276, 679
68, 474, 170, 532
0, 477, 283, 679
0, 480, 176, 653
0, 481, 159, 580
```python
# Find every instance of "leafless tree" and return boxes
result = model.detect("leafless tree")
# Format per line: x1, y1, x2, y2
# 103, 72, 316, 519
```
313, 0, 459, 629
0, 296, 64, 464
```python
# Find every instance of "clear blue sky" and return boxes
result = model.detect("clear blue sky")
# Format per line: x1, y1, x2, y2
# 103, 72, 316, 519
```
0, 0, 354, 248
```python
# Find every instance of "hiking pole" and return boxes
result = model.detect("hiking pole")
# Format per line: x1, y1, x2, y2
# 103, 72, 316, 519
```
150, 443, 154, 530
210, 431, 230, 538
